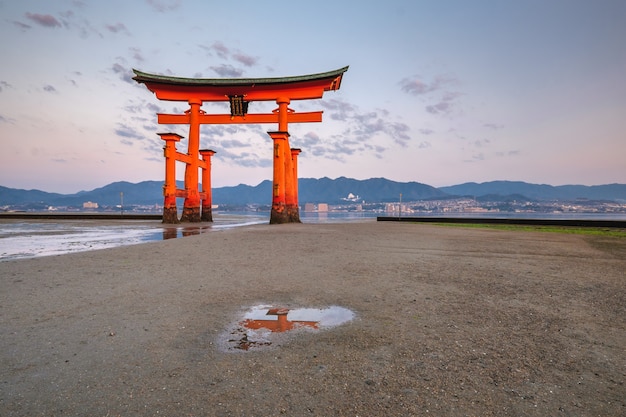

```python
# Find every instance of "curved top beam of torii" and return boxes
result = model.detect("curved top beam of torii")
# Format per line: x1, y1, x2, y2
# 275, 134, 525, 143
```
132, 66, 349, 102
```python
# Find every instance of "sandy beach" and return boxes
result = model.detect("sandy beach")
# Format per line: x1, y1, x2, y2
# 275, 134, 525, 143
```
1, 221, 624, 416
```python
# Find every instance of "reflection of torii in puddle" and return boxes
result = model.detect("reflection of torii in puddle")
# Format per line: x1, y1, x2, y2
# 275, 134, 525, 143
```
241, 308, 319, 332
132, 67, 348, 224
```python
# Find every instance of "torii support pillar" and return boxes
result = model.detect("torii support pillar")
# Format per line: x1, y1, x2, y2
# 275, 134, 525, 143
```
291, 148, 302, 221
158, 132, 183, 224
180, 99, 203, 223
200, 149, 216, 222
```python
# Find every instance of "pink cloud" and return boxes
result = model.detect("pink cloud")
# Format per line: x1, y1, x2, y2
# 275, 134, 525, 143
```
233, 53, 258, 67
25, 12, 62, 28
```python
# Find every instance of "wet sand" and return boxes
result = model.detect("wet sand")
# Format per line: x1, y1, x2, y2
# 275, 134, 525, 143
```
1, 222, 624, 416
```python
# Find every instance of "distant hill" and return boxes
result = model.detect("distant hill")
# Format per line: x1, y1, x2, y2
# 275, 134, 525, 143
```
0, 182, 165, 208
0, 187, 66, 204
298, 177, 446, 203
1, 178, 625, 208
439, 181, 626, 201
182, 177, 446, 205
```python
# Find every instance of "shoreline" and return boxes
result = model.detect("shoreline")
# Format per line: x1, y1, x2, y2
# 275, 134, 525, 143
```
1, 222, 624, 416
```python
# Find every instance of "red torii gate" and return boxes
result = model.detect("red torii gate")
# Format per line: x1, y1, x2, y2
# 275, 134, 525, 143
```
132, 66, 348, 224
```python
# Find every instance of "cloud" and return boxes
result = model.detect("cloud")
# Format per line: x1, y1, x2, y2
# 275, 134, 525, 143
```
483, 123, 504, 130
399, 75, 455, 96
105, 22, 129, 34
129, 47, 145, 62
214, 149, 271, 168
293, 122, 399, 162
54, 8, 104, 38
25, 12, 62, 28
464, 153, 485, 163
388, 122, 411, 147
419, 141, 431, 149
144, 155, 162, 163
419, 128, 434, 135
0, 81, 12, 92
425, 92, 463, 116
124, 102, 152, 115
352, 111, 411, 147
425, 102, 450, 115
220, 139, 251, 149
319, 98, 417, 157
12, 21, 32, 30
0, 114, 8, 123
147, 0, 182, 12
206, 41, 229, 59
209, 64, 243, 77
200, 125, 235, 139
43, 85, 58, 93
146, 103, 162, 113
401, 74, 463, 117
399, 79, 431, 95
233, 53, 258, 67
115, 123, 145, 141
201, 41, 259, 72
111, 63, 135, 84
495, 150, 521, 158
320, 98, 356, 121
299, 132, 322, 147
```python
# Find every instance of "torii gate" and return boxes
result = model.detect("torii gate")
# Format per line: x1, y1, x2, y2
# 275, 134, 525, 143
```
132, 66, 348, 224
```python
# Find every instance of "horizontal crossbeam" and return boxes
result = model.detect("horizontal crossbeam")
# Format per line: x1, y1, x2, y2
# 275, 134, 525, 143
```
172, 152, 208, 168
174, 189, 208, 199
158, 111, 323, 125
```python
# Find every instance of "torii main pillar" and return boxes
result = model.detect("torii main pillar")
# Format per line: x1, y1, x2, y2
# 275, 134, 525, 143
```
133, 66, 348, 224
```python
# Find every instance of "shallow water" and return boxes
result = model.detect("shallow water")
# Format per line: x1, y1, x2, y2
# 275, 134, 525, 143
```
0, 213, 270, 261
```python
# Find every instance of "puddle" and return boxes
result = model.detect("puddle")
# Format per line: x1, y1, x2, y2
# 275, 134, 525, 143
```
219, 305, 355, 352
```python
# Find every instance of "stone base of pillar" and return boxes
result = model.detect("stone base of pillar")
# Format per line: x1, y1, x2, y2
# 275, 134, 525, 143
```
271, 204, 301, 224
270, 202, 287, 224
180, 206, 201, 222
286, 205, 301, 223
162, 206, 179, 224
201, 206, 213, 222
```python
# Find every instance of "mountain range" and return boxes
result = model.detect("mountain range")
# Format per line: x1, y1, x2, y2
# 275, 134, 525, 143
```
1, 177, 625, 209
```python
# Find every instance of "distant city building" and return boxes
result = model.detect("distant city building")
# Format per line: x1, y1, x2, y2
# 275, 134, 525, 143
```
342, 193, 360, 202
304, 203, 315, 212
317, 203, 329, 212
83, 201, 98, 209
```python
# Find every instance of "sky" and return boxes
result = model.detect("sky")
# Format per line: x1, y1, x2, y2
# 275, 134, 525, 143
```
1, 0, 625, 194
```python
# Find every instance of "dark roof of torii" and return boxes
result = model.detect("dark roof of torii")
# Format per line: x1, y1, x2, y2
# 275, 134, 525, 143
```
132, 66, 349, 102
132, 66, 348, 87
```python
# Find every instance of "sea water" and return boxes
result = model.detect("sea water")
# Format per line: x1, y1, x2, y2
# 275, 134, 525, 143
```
0, 213, 271, 261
